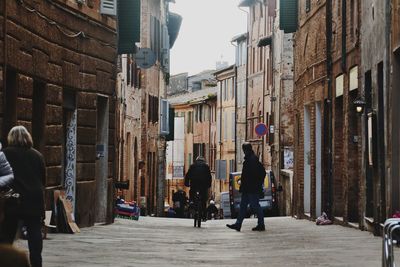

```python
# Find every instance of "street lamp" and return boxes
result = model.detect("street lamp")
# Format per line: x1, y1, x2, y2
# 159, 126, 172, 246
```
353, 96, 366, 114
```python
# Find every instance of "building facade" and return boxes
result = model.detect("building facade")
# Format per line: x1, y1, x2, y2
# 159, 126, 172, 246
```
0, 0, 118, 227
215, 65, 236, 201
292, 0, 328, 220
270, 0, 294, 216
232, 33, 247, 172
166, 84, 217, 207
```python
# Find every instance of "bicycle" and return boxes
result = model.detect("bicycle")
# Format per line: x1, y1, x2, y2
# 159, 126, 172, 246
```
192, 191, 202, 228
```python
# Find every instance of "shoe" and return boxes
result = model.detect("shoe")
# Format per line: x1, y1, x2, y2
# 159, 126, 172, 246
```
226, 223, 241, 232
252, 225, 265, 231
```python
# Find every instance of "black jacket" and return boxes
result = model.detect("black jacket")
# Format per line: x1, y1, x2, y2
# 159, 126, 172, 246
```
240, 152, 266, 194
3, 146, 46, 217
184, 159, 212, 191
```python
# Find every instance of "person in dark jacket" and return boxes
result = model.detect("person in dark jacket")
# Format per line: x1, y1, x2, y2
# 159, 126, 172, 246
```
172, 187, 188, 218
185, 156, 212, 220
1, 126, 46, 267
227, 143, 266, 232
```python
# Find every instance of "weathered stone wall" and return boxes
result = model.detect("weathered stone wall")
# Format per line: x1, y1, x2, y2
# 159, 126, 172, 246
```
0, 0, 117, 227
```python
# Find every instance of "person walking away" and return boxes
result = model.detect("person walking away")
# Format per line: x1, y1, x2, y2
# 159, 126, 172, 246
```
172, 187, 187, 218
185, 156, 212, 221
226, 143, 266, 231
206, 200, 219, 220
1, 126, 46, 267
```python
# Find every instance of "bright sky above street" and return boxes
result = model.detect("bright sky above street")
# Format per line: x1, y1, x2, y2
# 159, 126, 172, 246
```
169, 0, 248, 76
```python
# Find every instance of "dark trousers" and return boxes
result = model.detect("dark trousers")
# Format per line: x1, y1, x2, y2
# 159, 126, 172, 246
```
0, 214, 43, 267
236, 193, 265, 226
189, 189, 208, 219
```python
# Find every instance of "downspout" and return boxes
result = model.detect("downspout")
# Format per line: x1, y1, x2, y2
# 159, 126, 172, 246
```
326, 0, 334, 219
341, 0, 347, 71
385, 0, 392, 219
230, 40, 238, 172
219, 79, 223, 190
2, 0, 7, 142
238, 7, 249, 142
234, 66, 238, 172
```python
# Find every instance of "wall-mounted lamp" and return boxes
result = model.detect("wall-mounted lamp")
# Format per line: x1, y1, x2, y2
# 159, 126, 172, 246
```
353, 96, 366, 114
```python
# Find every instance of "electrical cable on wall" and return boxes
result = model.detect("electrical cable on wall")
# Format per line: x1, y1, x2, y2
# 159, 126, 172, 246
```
17, 0, 116, 48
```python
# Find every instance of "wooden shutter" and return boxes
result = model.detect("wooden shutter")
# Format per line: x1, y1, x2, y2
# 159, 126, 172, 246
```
160, 99, 170, 135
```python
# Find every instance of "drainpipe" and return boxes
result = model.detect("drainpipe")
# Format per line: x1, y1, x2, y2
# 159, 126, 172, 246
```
234, 66, 238, 172
238, 7, 249, 142
2, 0, 7, 143
341, 0, 347, 72
385, 0, 392, 220
326, 0, 334, 220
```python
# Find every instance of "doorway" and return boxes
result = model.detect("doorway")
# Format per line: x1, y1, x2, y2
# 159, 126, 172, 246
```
304, 106, 311, 215
315, 102, 322, 217
95, 95, 109, 223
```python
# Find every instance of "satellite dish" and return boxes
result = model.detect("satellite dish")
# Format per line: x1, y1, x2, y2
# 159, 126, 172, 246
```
135, 48, 156, 69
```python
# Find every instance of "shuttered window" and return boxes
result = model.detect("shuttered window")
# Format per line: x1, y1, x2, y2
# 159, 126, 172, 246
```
160, 99, 170, 135
280, 0, 298, 33
100, 0, 116, 16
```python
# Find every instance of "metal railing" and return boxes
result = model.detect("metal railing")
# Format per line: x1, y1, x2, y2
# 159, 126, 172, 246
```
383, 218, 400, 267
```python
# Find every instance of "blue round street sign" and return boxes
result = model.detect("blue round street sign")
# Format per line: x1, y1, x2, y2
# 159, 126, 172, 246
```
255, 123, 268, 137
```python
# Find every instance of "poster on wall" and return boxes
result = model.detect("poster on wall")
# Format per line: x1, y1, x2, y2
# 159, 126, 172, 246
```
283, 148, 294, 169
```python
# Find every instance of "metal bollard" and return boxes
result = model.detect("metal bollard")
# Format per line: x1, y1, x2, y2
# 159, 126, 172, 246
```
383, 218, 400, 267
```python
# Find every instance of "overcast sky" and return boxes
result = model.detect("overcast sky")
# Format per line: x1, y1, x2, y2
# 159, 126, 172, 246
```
169, 0, 248, 76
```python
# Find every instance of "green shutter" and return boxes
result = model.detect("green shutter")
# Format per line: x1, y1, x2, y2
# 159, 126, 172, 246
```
166, 108, 175, 141
117, 0, 141, 54
280, 0, 298, 33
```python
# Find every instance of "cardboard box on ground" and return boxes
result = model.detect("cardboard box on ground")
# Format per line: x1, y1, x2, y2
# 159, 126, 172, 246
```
51, 190, 80, 234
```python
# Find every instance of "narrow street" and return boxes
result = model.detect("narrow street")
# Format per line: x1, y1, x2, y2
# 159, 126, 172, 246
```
17, 217, 381, 267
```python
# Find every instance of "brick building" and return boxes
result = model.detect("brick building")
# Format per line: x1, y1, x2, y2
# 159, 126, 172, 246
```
0, 0, 118, 227
115, 0, 181, 216
232, 33, 247, 173
390, 0, 400, 222
239, 0, 275, 169
292, 0, 363, 227
215, 65, 236, 201
166, 84, 217, 206
292, 0, 327, 220
270, 0, 294, 216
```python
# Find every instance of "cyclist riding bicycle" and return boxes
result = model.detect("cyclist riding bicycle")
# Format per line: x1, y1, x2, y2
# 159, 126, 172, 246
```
184, 156, 212, 221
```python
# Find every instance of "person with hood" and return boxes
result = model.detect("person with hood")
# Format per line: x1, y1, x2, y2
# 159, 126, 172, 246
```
184, 156, 212, 220
1, 126, 46, 267
226, 143, 266, 232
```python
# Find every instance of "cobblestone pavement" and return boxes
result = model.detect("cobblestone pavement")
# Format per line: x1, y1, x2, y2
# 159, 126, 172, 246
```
16, 216, 382, 267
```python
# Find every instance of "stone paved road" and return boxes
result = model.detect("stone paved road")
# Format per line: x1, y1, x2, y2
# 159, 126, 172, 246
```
17, 216, 382, 267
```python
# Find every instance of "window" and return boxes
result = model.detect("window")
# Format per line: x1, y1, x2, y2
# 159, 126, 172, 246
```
187, 111, 193, 133
252, 47, 256, 74
306, 0, 311, 12
148, 95, 159, 123
350, 0, 358, 41
224, 113, 227, 140
232, 112, 235, 140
